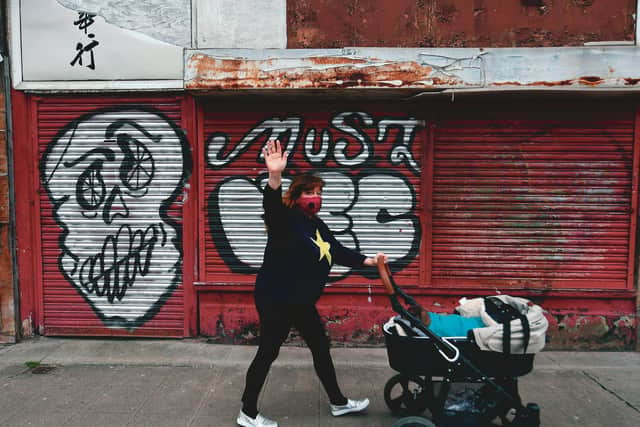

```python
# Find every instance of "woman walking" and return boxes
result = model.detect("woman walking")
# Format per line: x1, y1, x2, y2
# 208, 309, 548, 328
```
237, 139, 387, 427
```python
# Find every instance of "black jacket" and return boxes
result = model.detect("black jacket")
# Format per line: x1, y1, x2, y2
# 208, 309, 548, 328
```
255, 185, 366, 304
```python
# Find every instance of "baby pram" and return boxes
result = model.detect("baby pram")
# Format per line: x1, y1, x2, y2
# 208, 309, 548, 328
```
377, 259, 541, 427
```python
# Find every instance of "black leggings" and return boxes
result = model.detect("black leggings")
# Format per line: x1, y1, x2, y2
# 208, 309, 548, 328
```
241, 300, 347, 416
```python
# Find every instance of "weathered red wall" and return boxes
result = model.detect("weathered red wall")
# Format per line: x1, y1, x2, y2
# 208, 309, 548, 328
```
0, 79, 15, 342
287, 0, 635, 48
199, 290, 637, 350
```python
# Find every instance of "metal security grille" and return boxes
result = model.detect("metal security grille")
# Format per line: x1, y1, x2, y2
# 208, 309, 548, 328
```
38, 97, 187, 336
202, 108, 423, 286
432, 110, 636, 290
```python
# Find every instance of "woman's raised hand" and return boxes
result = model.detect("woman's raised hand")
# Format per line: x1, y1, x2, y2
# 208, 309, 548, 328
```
263, 139, 289, 174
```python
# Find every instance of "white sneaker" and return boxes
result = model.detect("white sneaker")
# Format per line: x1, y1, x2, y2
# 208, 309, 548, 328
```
330, 398, 370, 416
237, 410, 278, 427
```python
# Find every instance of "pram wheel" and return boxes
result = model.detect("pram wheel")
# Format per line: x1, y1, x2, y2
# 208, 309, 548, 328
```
389, 416, 437, 427
384, 374, 430, 416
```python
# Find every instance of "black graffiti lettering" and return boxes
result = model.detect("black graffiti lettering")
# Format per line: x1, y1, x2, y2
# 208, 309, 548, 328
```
210, 171, 420, 281
303, 128, 331, 164
207, 117, 302, 168
76, 159, 107, 210
205, 111, 422, 280
377, 118, 421, 174
102, 186, 130, 225
376, 208, 394, 223
330, 112, 374, 166
206, 112, 421, 170
63, 147, 116, 168
78, 225, 161, 303
348, 173, 420, 279
118, 133, 156, 191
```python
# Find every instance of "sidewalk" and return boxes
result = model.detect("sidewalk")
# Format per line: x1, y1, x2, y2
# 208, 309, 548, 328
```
0, 338, 638, 427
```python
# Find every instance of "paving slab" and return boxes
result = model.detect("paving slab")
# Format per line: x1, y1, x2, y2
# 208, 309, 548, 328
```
198, 366, 245, 417
128, 412, 195, 427
191, 415, 235, 427
0, 338, 63, 365
64, 411, 131, 427
137, 367, 219, 415
520, 371, 637, 427
539, 351, 639, 370
582, 368, 640, 409
3, 411, 74, 427
261, 365, 321, 417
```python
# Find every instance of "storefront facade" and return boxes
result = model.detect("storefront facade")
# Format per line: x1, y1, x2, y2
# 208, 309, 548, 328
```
4, 0, 640, 348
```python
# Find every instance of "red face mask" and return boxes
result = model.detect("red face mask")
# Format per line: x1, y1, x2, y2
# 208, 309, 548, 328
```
296, 196, 322, 216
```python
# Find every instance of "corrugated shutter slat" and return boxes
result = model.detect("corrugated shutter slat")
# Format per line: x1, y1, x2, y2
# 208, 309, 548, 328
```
432, 115, 634, 289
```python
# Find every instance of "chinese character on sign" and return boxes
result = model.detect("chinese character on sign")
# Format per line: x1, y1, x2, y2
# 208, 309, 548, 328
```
73, 12, 95, 34
70, 12, 99, 70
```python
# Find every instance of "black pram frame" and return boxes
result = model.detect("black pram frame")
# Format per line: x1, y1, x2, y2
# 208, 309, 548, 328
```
377, 259, 541, 427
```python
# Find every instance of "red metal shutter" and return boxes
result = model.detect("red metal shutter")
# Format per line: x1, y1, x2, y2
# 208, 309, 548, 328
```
432, 109, 636, 290
201, 107, 422, 287
38, 97, 189, 336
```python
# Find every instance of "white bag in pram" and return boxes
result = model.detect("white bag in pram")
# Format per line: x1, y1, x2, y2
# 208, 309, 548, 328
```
457, 295, 548, 354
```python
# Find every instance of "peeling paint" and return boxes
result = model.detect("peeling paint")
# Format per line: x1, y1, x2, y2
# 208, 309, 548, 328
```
185, 52, 460, 89
578, 76, 606, 85
547, 314, 635, 350
612, 316, 636, 346
201, 300, 636, 349
22, 315, 33, 337
185, 47, 640, 91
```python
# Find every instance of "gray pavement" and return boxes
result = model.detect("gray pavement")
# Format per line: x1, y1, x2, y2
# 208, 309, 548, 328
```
0, 338, 638, 427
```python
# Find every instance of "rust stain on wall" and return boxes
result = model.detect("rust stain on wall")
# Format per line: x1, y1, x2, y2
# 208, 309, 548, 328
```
0, 176, 8, 223
578, 76, 605, 86
186, 54, 456, 89
187, 53, 639, 90
287, 0, 635, 48
492, 76, 624, 87
0, 131, 7, 175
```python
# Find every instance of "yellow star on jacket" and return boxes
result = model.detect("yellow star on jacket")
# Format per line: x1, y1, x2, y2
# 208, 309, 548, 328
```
311, 229, 332, 266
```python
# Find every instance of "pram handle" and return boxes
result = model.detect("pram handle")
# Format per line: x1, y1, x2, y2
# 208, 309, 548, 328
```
377, 257, 460, 362
376, 258, 396, 296
377, 258, 420, 308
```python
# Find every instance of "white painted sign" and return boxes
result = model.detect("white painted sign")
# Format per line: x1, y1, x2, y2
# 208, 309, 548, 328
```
14, 0, 184, 87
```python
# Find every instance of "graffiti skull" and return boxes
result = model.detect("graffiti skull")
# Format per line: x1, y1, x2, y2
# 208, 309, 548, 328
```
42, 109, 190, 328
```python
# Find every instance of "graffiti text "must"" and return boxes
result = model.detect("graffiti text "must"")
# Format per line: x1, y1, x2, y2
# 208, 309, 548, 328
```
206, 112, 422, 173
